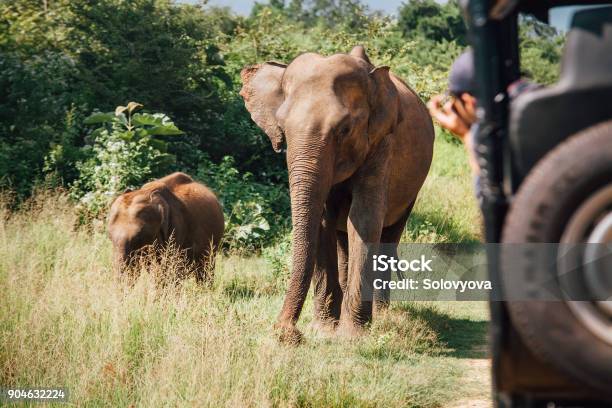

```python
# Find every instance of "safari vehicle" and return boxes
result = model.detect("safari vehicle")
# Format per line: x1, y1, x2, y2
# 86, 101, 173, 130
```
463, 0, 612, 406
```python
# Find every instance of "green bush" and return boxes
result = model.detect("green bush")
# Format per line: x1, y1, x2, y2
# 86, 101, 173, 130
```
196, 156, 290, 251
71, 102, 182, 218
262, 232, 292, 286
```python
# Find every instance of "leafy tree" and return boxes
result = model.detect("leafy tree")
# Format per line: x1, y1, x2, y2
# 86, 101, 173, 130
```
398, 0, 467, 45
62, 0, 230, 153
253, 0, 374, 30
0, 0, 85, 197
519, 15, 564, 84
0, 0, 233, 196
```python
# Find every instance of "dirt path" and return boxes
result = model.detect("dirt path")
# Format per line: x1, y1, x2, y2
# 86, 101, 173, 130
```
446, 357, 492, 408
447, 398, 490, 408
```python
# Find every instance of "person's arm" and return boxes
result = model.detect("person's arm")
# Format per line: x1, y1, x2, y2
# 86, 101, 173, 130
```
427, 93, 480, 176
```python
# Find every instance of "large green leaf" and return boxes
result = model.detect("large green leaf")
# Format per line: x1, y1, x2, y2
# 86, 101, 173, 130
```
84, 112, 114, 125
131, 113, 165, 127
146, 125, 183, 136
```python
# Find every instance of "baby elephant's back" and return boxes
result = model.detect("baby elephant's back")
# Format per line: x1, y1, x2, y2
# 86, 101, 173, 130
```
162, 172, 225, 248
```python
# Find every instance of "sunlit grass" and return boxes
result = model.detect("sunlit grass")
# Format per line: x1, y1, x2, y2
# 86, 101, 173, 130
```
0, 138, 489, 407
405, 130, 481, 243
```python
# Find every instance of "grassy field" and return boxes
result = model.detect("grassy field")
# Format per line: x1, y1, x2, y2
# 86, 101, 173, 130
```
405, 134, 481, 243
0, 136, 490, 407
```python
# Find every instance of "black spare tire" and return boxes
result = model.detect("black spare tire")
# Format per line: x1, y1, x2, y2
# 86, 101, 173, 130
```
502, 120, 612, 394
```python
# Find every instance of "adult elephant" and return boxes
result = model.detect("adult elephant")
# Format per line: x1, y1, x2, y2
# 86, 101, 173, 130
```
240, 46, 434, 342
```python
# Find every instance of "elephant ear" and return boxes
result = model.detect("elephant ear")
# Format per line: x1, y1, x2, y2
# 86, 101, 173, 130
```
240, 62, 287, 153
349, 45, 372, 65
368, 66, 403, 146
150, 190, 170, 243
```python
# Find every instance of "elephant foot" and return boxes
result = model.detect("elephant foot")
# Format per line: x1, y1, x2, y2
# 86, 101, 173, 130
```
309, 317, 337, 336
336, 319, 366, 339
274, 321, 303, 345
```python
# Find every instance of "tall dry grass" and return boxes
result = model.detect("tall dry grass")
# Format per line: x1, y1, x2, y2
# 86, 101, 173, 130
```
0, 137, 487, 407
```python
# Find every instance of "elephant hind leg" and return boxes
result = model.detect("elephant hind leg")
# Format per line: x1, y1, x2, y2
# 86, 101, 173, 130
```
374, 201, 415, 314
312, 215, 343, 330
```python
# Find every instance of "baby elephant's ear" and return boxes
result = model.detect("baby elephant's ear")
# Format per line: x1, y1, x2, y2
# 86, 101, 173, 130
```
240, 62, 287, 152
150, 190, 170, 242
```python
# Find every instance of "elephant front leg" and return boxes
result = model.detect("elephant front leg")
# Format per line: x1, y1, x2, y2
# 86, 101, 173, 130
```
338, 207, 385, 337
312, 214, 343, 332
338, 144, 390, 337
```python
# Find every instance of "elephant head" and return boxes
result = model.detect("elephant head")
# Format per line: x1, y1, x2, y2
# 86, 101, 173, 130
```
107, 188, 171, 270
240, 46, 403, 333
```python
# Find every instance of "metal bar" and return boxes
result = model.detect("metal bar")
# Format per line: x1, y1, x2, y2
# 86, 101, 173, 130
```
467, 1, 517, 406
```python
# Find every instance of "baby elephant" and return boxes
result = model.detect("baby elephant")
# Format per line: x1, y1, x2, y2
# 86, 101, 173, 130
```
108, 172, 224, 282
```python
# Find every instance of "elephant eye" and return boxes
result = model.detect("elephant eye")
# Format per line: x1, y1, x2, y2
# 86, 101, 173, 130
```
338, 122, 351, 137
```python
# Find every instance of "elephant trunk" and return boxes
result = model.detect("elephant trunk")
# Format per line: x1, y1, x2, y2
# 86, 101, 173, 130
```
113, 237, 142, 273
277, 144, 333, 329
113, 246, 131, 274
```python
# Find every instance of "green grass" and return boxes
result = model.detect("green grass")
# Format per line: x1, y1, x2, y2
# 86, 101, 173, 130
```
0, 138, 489, 407
405, 130, 482, 243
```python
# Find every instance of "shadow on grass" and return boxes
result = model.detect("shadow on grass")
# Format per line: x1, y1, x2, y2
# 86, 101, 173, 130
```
395, 303, 489, 359
404, 210, 481, 244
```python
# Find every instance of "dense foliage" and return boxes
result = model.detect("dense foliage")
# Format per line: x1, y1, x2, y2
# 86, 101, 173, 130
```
0, 0, 565, 246
398, 0, 467, 45
71, 102, 183, 217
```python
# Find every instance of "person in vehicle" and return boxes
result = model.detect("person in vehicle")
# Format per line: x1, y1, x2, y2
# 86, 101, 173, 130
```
428, 49, 539, 202
427, 49, 481, 198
